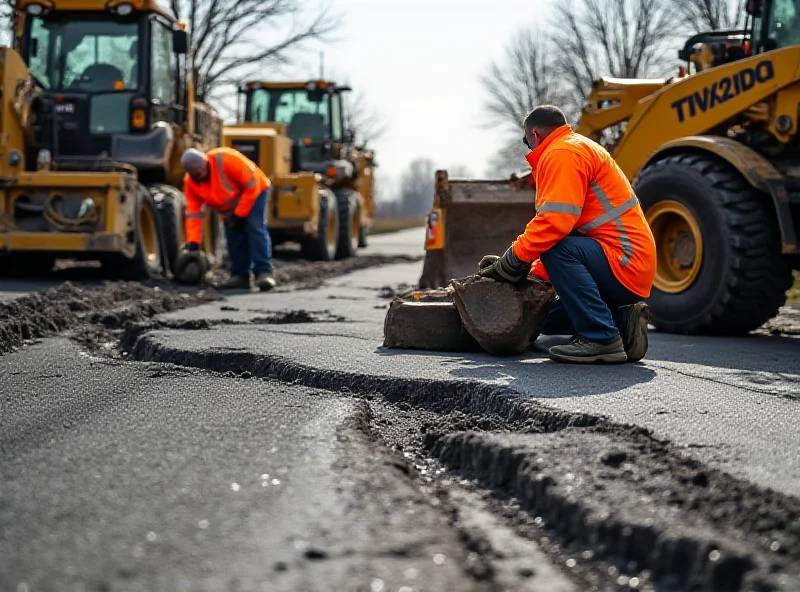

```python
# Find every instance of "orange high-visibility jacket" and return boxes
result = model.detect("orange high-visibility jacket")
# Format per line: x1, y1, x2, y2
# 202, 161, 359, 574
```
512, 125, 656, 298
183, 147, 271, 244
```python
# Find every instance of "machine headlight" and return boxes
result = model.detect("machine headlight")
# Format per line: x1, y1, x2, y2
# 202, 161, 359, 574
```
36, 149, 52, 171
115, 2, 134, 15
26, 3, 44, 15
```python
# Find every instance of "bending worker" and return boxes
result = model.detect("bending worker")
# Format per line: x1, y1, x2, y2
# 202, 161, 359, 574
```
180, 147, 276, 291
479, 105, 656, 364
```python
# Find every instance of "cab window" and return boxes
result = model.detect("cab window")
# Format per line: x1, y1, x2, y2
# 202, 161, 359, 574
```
27, 17, 138, 91
150, 20, 175, 103
767, 0, 800, 48
330, 93, 343, 142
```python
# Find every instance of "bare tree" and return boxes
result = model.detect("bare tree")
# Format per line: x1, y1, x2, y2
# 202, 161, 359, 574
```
397, 158, 435, 217
343, 90, 387, 148
447, 164, 474, 179
485, 138, 530, 178
478, 26, 568, 177
165, 0, 339, 106
479, 26, 567, 134
551, 0, 681, 110
670, 0, 744, 31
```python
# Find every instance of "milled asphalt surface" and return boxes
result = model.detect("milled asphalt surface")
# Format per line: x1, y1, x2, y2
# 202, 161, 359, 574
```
0, 338, 500, 592
141, 229, 800, 499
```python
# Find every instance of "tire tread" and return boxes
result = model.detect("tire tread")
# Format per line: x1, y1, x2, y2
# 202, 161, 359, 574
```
637, 153, 793, 335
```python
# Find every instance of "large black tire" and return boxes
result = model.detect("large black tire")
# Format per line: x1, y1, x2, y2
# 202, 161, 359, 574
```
300, 188, 339, 261
111, 185, 165, 281
334, 189, 361, 259
634, 152, 795, 335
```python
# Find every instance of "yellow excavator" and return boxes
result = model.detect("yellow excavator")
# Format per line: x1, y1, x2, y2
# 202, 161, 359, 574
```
421, 0, 800, 335
223, 79, 376, 261
0, 0, 222, 279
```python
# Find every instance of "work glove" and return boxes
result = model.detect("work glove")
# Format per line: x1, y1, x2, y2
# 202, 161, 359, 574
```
478, 247, 531, 283
184, 242, 200, 252
478, 255, 500, 271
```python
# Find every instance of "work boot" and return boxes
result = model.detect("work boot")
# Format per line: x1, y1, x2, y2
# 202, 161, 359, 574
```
219, 274, 250, 290
548, 336, 628, 364
255, 272, 276, 292
619, 302, 649, 362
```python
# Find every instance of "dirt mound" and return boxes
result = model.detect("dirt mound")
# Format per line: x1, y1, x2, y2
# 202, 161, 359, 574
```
0, 282, 220, 355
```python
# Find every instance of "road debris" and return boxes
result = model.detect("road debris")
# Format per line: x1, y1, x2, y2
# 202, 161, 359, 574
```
0, 281, 220, 356
382, 276, 555, 356
451, 276, 555, 356
383, 299, 480, 352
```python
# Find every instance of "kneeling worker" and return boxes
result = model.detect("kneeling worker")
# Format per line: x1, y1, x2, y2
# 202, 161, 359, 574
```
479, 105, 656, 363
180, 147, 276, 291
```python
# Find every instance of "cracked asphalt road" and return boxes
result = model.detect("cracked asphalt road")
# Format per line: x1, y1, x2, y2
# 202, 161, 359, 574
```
142, 238, 800, 499
1, 228, 798, 591
0, 340, 499, 592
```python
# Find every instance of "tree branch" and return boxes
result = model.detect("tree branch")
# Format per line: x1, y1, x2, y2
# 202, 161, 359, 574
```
172, 0, 341, 103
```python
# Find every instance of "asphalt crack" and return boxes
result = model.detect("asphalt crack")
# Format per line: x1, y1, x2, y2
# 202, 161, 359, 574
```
648, 361, 800, 401
0, 253, 420, 358
124, 325, 596, 433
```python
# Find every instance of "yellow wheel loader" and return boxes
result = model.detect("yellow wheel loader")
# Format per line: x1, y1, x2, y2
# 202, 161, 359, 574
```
0, 0, 223, 280
223, 80, 376, 261
421, 0, 800, 335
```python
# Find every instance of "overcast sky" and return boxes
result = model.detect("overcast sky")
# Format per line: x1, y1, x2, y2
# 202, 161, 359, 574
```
290, 0, 549, 194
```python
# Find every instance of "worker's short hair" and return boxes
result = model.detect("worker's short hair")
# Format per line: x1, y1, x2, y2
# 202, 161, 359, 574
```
523, 105, 567, 132
181, 148, 208, 173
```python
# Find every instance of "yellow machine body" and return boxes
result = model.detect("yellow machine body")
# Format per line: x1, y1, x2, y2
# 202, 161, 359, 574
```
0, 0, 223, 278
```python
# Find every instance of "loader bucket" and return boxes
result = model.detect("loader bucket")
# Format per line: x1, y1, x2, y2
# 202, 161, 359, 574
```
418, 170, 537, 288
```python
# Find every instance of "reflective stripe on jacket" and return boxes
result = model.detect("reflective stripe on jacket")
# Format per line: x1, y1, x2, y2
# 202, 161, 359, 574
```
183, 147, 271, 244
512, 125, 656, 298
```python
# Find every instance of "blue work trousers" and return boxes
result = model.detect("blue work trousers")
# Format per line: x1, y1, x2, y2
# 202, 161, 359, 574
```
224, 188, 273, 278
540, 236, 643, 343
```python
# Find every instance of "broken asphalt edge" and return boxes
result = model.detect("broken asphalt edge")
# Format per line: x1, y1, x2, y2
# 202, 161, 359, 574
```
427, 432, 797, 592
124, 322, 800, 592
122, 322, 598, 433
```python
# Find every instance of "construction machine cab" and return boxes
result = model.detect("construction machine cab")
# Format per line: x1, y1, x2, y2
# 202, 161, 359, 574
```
239, 80, 357, 177
679, 0, 800, 72
14, 0, 195, 184
233, 79, 376, 256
